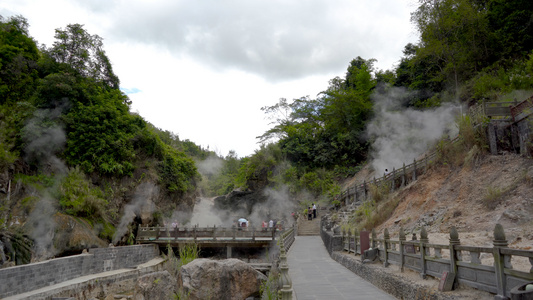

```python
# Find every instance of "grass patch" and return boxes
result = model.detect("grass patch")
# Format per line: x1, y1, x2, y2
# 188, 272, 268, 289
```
482, 186, 503, 209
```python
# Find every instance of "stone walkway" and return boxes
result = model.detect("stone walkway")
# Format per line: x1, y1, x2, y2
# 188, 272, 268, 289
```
287, 236, 396, 300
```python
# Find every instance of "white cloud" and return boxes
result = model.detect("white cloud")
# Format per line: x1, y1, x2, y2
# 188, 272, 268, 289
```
2, 0, 418, 157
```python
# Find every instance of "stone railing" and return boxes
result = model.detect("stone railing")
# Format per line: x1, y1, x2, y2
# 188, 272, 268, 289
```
340, 224, 533, 299
335, 149, 441, 205
280, 225, 296, 252
137, 225, 278, 242
0, 244, 159, 299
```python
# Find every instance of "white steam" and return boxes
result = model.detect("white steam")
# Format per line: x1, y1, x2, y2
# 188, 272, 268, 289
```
113, 182, 158, 243
196, 154, 224, 177
367, 87, 461, 174
22, 108, 69, 258
189, 197, 225, 227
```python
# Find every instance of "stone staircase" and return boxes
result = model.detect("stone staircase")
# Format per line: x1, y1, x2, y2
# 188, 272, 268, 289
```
297, 216, 320, 236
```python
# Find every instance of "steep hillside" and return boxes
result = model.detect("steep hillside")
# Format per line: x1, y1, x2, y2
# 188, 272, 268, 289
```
346, 153, 533, 249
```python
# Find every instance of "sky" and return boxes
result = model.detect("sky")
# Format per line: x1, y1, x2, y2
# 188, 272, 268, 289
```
2, 0, 419, 158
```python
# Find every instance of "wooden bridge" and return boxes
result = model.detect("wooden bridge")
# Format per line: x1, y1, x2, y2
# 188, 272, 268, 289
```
136, 226, 294, 258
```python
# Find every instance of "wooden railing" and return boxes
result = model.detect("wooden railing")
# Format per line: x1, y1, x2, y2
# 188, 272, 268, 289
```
340, 224, 533, 299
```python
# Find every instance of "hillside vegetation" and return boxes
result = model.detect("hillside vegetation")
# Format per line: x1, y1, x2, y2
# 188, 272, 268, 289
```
1, 0, 533, 266
0, 17, 210, 263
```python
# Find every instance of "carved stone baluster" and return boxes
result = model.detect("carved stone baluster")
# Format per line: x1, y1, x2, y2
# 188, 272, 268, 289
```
470, 251, 481, 264
434, 248, 442, 259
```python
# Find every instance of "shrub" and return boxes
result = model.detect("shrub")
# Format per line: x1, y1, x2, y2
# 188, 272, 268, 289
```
368, 183, 390, 203
482, 186, 503, 209
59, 166, 107, 219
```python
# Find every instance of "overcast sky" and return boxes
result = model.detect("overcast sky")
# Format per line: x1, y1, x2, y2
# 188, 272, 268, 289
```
2, 0, 419, 157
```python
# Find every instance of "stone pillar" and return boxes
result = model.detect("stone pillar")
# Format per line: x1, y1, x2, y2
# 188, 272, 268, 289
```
391, 168, 396, 191
383, 228, 390, 267
399, 226, 406, 272
362, 180, 367, 201
412, 159, 417, 181
488, 122, 498, 155
420, 227, 429, 279
493, 223, 510, 300
401, 163, 406, 187
226, 246, 232, 258
449, 226, 460, 289
278, 238, 293, 300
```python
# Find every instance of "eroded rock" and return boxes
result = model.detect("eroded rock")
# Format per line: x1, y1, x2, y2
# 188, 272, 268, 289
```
134, 270, 176, 300
178, 258, 267, 300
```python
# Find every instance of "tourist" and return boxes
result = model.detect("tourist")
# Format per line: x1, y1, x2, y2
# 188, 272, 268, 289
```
238, 218, 248, 228
312, 203, 317, 219
269, 219, 274, 228
307, 207, 312, 220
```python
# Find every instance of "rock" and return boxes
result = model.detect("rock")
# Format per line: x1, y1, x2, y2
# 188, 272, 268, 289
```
178, 258, 267, 300
134, 270, 176, 300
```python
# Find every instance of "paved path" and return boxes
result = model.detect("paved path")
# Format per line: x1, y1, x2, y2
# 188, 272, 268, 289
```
287, 236, 396, 300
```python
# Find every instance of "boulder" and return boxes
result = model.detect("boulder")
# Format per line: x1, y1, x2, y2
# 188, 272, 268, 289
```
178, 258, 267, 300
134, 270, 176, 300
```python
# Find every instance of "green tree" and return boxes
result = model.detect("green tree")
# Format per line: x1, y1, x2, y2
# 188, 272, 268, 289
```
411, 0, 490, 96
46, 23, 120, 90
0, 15, 40, 104
486, 0, 533, 60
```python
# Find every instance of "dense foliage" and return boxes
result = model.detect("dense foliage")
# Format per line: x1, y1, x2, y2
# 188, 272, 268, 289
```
0, 16, 205, 239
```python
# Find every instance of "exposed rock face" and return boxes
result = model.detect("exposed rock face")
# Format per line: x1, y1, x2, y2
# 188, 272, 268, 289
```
134, 270, 176, 300
178, 258, 267, 300
214, 190, 267, 215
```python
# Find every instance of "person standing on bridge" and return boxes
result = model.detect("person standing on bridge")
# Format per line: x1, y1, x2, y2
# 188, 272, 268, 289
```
269, 219, 274, 228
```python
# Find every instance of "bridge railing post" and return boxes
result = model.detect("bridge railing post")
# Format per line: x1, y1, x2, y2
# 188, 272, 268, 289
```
383, 228, 390, 267
493, 224, 509, 300
399, 226, 405, 272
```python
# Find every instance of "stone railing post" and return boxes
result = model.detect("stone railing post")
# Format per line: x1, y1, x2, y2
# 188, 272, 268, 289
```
399, 226, 406, 272
402, 162, 406, 187
278, 238, 293, 300
449, 226, 460, 288
493, 223, 509, 300
371, 228, 377, 249
383, 228, 390, 267
363, 180, 367, 201
348, 229, 352, 253
353, 229, 359, 255
420, 227, 429, 279
412, 158, 417, 181
391, 167, 396, 191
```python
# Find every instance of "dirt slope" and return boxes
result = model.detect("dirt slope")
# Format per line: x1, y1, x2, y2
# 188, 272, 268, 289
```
348, 153, 533, 251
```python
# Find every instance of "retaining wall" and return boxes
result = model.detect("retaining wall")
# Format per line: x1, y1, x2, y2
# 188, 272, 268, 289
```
0, 244, 159, 298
